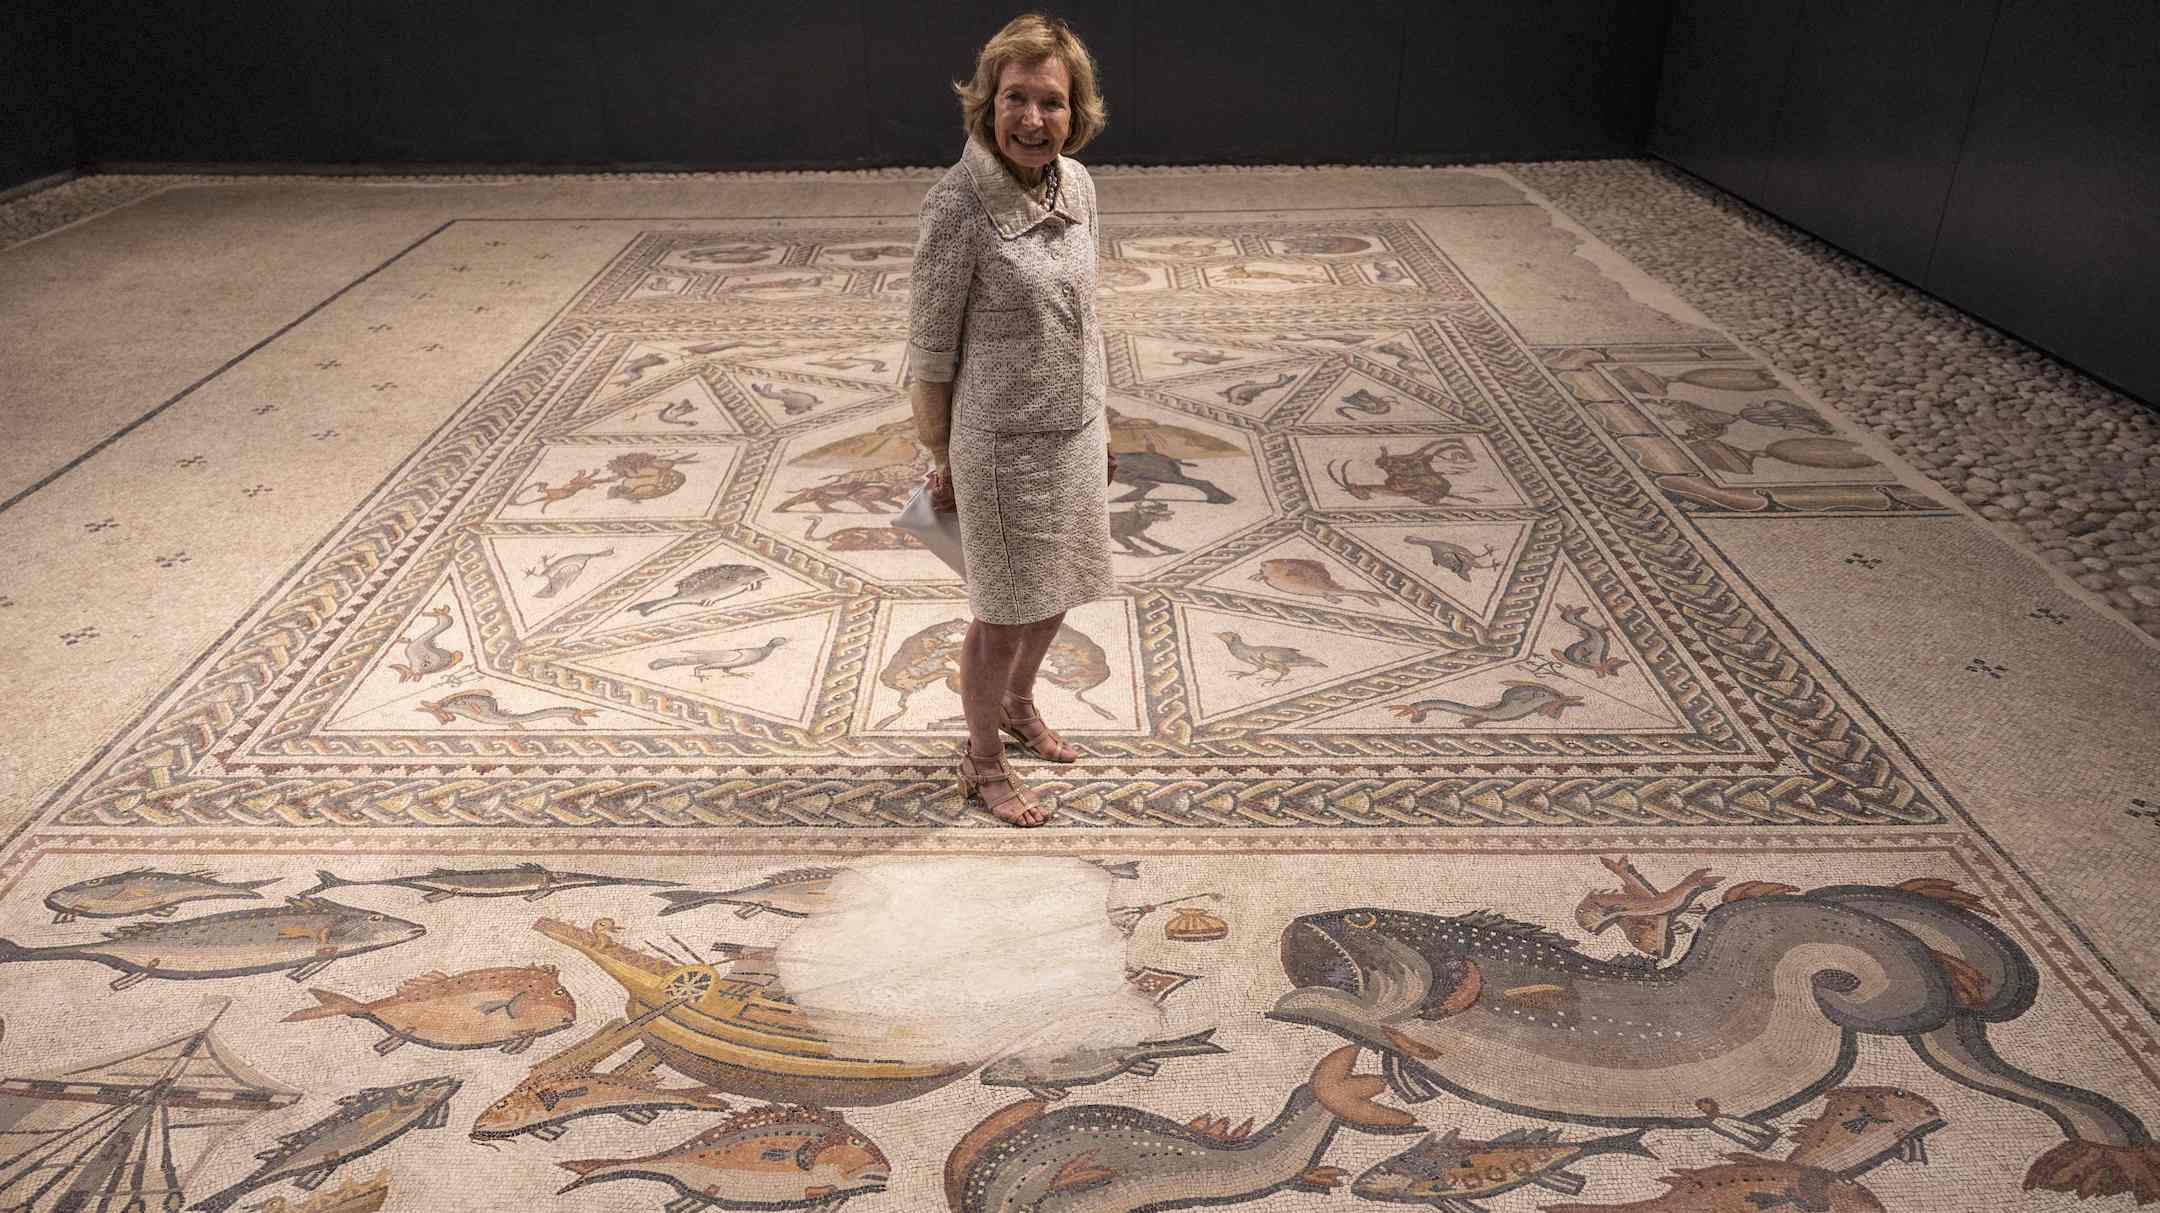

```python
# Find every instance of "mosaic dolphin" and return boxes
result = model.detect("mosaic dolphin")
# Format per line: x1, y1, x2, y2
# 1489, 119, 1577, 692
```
1270, 881, 2160, 1203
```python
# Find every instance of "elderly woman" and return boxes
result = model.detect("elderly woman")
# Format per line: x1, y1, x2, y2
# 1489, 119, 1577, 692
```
906, 14, 1116, 827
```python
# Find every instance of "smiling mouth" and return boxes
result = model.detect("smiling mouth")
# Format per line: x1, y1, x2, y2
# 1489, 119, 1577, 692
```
1014, 135, 1049, 150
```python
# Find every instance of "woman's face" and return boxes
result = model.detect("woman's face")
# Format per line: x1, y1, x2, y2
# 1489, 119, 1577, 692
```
992, 56, 1072, 176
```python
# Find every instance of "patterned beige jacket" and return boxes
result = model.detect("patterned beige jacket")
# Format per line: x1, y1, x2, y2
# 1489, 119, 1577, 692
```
906, 133, 1107, 434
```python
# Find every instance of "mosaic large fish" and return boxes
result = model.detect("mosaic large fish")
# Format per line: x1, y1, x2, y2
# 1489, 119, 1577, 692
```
0, 895, 422, 990
303, 863, 678, 902
1270, 881, 2160, 1204
283, 965, 577, 1055
557, 1105, 889, 1211
192, 1077, 460, 1213
946, 1045, 1418, 1213
44, 867, 280, 922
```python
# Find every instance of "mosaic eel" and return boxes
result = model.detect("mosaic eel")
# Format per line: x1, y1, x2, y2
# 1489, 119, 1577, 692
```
1271, 882, 2160, 1204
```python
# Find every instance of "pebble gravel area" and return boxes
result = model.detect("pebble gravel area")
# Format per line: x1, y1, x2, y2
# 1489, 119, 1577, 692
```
1508, 158, 2160, 643
5, 163, 2156, 641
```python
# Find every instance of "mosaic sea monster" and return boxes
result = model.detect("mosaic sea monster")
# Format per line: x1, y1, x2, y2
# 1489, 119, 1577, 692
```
1271, 880, 2160, 1203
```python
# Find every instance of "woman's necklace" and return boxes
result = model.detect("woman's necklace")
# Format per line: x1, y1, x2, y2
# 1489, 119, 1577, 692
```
1023, 161, 1061, 211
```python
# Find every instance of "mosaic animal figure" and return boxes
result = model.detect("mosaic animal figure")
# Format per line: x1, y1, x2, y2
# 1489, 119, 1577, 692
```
775, 463, 921, 513
526, 548, 614, 599
1551, 604, 1630, 677
647, 637, 788, 681
387, 606, 462, 682
303, 863, 677, 902
285, 965, 576, 1055
1249, 558, 1392, 606
1271, 881, 2160, 1204
0, 896, 423, 990
751, 382, 821, 415
1336, 388, 1397, 418
1327, 439, 1479, 507
557, 1106, 889, 1211
45, 868, 279, 923
1350, 1125, 1655, 1207
806, 354, 890, 373
1403, 537, 1498, 581
652, 867, 849, 919
1385, 682, 1582, 727
1221, 373, 1299, 407
979, 1029, 1230, 1102
1218, 631, 1327, 685
193, 1078, 461, 1213
801, 516, 924, 549
630, 564, 767, 616
415, 690, 597, 730
945, 1045, 1418, 1213
680, 244, 773, 265
1573, 857, 1721, 960
1109, 500, 1183, 556
472, 1002, 735, 1142
603, 451, 699, 502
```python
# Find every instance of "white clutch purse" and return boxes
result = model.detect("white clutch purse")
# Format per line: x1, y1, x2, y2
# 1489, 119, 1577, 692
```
892, 483, 968, 578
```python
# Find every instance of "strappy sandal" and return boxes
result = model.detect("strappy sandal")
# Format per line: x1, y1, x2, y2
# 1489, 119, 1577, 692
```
957, 747, 1052, 827
1000, 692, 1080, 764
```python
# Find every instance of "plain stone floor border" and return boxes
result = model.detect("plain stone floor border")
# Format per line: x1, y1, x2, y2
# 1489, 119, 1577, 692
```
3, 160, 2155, 645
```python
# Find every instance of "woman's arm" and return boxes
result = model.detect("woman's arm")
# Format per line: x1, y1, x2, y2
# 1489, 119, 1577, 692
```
907, 184, 974, 472
911, 377, 954, 469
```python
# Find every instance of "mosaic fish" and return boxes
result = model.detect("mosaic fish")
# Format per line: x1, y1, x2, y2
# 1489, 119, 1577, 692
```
630, 564, 768, 616
1550, 604, 1630, 678
1543, 1157, 1887, 1213
242, 1171, 389, 1213
0, 895, 422, 990
557, 1105, 889, 1211
979, 1028, 1230, 1101
1271, 882, 2160, 1203
1349, 1125, 1654, 1208
653, 867, 848, 919
192, 1077, 461, 1213
472, 999, 733, 1142
45, 867, 280, 923
1783, 1086, 1946, 1176
1385, 682, 1583, 727
947, 1044, 1417, 1213
283, 964, 577, 1055
303, 862, 678, 902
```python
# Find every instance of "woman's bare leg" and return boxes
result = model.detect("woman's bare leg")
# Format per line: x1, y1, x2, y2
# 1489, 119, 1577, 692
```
1006, 611, 1066, 700
1002, 612, 1079, 763
959, 617, 1047, 824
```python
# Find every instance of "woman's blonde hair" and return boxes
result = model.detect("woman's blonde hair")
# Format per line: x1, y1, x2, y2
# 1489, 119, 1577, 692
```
952, 12, 1108, 156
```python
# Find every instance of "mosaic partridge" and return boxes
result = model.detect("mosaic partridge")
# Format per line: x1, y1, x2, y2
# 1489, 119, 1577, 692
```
1216, 631, 1326, 685
646, 636, 787, 681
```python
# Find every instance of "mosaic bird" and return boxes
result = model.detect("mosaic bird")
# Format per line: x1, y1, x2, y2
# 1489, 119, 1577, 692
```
646, 637, 788, 681
1217, 631, 1327, 685
1248, 558, 1392, 606
1404, 537, 1498, 581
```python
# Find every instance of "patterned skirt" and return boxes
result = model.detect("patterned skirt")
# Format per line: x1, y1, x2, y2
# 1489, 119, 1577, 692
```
948, 409, 1118, 625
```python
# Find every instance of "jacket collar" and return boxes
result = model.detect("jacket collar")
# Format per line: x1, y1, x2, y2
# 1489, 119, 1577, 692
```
962, 133, 1083, 240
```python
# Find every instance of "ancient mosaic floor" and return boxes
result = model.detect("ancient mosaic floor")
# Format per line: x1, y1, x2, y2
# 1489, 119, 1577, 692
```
2, 169, 2157, 1212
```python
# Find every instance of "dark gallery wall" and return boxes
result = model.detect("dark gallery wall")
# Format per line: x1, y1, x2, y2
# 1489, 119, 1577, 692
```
67, 1, 1667, 170
1654, 0, 2159, 407
1, 0, 77, 194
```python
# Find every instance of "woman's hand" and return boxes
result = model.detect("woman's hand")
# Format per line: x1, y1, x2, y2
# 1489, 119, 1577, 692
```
926, 463, 957, 513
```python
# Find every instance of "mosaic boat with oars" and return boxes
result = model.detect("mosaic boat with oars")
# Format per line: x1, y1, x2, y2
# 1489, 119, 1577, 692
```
534, 917, 975, 1106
